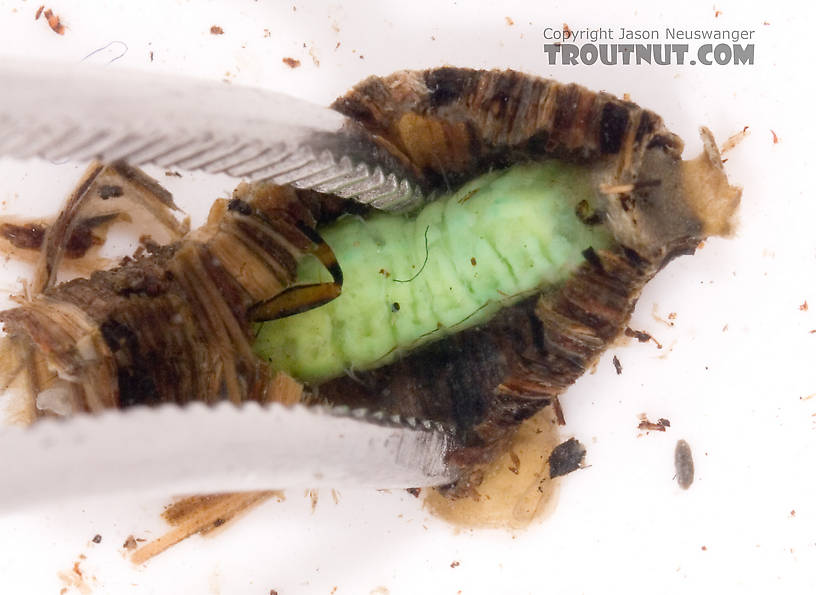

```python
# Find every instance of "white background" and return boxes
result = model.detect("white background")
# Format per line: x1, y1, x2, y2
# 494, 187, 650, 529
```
0, 0, 813, 593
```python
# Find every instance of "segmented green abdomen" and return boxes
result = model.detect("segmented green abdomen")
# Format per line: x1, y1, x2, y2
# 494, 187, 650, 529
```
254, 161, 611, 382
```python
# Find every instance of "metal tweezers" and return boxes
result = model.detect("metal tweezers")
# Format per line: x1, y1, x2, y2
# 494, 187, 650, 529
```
0, 60, 455, 509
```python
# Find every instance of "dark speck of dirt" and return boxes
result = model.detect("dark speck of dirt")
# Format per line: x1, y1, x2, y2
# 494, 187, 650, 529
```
210, 25, 224, 35
91, 534, 102, 544
612, 355, 622, 375
675, 439, 694, 489
548, 437, 586, 478
165, 171, 182, 177
98, 184, 123, 199
122, 535, 138, 550
406, 487, 421, 498
282, 57, 301, 68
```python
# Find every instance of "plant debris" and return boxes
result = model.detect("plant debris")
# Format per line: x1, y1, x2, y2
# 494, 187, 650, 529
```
210, 26, 224, 35
36, 7, 65, 35
638, 415, 670, 432
625, 327, 662, 348
91, 534, 102, 544
800, 300, 808, 311
552, 395, 566, 426
771, 129, 779, 144
282, 57, 301, 68
508, 451, 521, 474
548, 437, 586, 478
130, 492, 277, 564
721, 126, 749, 153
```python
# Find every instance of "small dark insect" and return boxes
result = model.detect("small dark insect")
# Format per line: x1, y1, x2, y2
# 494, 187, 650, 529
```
548, 437, 586, 478
612, 355, 623, 375
675, 439, 694, 489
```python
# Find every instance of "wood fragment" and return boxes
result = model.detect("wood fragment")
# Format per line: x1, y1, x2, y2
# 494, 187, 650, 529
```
131, 492, 275, 564
638, 414, 670, 432
721, 126, 749, 153
625, 327, 662, 348
599, 183, 635, 195
41, 8, 65, 35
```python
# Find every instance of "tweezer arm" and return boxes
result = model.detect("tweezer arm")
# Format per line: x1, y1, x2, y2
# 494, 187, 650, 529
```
0, 403, 456, 510
0, 60, 423, 211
